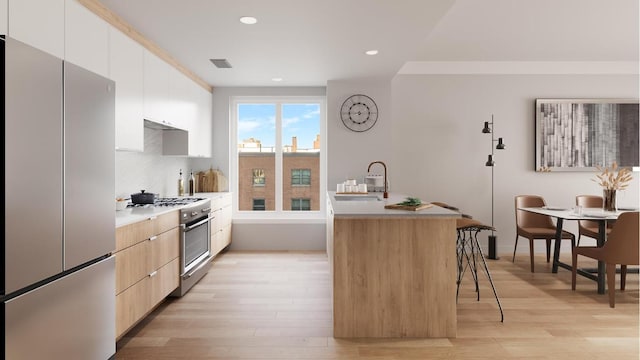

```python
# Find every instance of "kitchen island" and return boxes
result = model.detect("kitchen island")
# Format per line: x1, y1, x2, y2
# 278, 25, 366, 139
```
327, 191, 460, 338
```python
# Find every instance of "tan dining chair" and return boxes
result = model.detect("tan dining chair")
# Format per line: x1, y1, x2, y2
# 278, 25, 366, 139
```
572, 211, 639, 308
575, 195, 613, 246
514, 195, 576, 272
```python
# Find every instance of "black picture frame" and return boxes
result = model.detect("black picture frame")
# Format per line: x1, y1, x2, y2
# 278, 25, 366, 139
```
535, 98, 639, 172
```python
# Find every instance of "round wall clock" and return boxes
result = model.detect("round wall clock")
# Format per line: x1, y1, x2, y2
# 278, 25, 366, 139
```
340, 94, 378, 132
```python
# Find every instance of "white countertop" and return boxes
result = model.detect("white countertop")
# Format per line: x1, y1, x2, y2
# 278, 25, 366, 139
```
115, 192, 230, 228
328, 191, 461, 218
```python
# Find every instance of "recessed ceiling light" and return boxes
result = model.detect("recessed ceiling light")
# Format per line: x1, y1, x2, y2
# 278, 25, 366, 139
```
272, 77, 283, 82
239, 16, 257, 25
365, 50, 379, 56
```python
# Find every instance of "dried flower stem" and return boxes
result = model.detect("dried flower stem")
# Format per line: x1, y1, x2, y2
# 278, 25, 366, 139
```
592, 161, 633, 190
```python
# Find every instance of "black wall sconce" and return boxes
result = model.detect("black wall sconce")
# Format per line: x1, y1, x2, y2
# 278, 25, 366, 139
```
482, 114, 505, 260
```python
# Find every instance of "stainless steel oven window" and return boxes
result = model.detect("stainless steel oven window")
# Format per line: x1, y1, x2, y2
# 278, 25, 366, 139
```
182, 216, 211, 274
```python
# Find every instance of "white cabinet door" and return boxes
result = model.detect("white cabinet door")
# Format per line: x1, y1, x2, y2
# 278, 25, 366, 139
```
8, 0, 64, 58
110, 28, 144, 152
65, 0, 109, 77
167, 66, 193, 131
195, 86, 212, 157
0, 0, 7, 35
143, 49, 172, 127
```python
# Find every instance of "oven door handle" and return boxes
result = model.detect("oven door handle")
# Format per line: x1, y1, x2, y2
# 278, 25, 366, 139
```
183, 255, 213, 279
183, 215, 211, 232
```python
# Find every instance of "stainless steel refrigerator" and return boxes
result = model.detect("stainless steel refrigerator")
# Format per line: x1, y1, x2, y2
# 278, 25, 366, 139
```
3, 37, 116, 359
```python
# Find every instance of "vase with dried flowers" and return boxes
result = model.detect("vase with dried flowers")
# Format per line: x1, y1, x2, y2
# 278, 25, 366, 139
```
592, 161, 633, 211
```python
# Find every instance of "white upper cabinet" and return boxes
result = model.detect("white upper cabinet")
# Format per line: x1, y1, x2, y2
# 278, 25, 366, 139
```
196, 87, 213, 157
188, 85, 212, 158
167, 66, 194, 131
143, 50, 178, 128
8, 0, 64, 58
65, 0, 109, 77
0, 0, 7, 35
110, 28, 144, 152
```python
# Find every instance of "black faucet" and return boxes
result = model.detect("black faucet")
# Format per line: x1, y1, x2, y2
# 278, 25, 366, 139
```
367, 161, 388, 198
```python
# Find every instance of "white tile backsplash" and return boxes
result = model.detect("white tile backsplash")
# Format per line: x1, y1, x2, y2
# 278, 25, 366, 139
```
115, 127, 192, 199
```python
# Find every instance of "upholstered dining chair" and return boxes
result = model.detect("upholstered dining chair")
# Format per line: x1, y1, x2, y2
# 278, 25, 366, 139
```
514, 195, 576, 272
575, 195, 613, 246
572, 211, 639, 308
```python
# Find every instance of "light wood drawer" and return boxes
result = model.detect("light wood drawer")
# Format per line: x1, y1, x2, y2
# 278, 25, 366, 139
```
150, 227, 179, 270
115, 240, 150, 294
211, 224, 232, 256
153, 211, 179, 235
116, 218, 154, 251
219, 206, 232, 226
150, 258, 179, 306
116, 275, 150, 339
115, 210, 179, 251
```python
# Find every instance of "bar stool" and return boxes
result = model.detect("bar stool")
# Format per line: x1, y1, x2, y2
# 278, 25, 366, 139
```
456, 217, 504, 322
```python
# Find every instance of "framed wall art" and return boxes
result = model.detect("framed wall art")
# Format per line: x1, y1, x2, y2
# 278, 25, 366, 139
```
535, 98, 639, 172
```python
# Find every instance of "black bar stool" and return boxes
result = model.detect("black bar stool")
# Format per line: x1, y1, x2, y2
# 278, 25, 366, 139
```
456, 217, 504, 322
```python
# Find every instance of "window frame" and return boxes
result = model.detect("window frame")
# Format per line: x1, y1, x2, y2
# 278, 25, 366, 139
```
231, 96, 326, 221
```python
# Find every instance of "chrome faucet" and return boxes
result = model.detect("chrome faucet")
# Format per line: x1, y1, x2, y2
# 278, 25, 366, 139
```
367, 161, 388, 198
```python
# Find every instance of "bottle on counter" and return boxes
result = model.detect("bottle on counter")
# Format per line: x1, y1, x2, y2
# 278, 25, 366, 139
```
178, 169, 185, 196
188, 170, 195, 196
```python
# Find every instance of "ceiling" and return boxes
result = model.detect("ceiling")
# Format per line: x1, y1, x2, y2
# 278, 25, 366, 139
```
99, 0, 638, 88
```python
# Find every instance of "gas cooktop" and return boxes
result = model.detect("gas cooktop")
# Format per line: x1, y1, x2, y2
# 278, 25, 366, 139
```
127, 197, 207, 208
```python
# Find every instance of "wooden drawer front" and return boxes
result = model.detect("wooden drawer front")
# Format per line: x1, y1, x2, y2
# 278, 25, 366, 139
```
116, 218, 154, 251
150, 227, 179, 270
219, 206, 232, 227
115, 240, 151, 294
222, 224, 232, 248
210, 209, 221, 231
211, 194, 231, 211
150, 258, 179, 306
210, 197, 221, 211
219, 194, 232, 208
153, 211, 179, 235
116, 275, 150, 339
211, 229, 224, 256
211, 224, 231, 256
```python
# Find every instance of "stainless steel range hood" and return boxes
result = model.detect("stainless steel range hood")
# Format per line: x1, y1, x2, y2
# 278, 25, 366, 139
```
144, 119, 189, 156
143, 118, 182, 130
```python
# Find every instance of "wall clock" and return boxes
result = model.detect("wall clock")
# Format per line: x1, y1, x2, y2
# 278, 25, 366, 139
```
340, 94, 378, 132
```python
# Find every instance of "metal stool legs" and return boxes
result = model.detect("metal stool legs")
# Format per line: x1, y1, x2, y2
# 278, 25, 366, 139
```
456, 227, 504, 322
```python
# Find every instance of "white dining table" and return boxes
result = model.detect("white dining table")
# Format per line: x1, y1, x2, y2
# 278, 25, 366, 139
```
518, 207, 636, 294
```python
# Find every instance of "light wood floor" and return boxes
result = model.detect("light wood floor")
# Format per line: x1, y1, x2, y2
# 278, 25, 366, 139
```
116, 251, 639, 359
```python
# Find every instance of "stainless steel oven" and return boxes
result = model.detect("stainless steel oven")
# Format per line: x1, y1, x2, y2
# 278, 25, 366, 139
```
171, 199, 212, 297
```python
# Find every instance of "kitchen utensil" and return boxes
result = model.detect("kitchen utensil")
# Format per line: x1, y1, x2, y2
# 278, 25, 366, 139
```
131, 190, 155, 204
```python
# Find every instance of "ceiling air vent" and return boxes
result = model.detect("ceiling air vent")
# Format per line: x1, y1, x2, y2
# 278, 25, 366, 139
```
210, 59, 232, 68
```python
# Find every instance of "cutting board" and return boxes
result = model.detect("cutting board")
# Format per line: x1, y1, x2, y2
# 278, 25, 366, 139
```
384, 203, 433, 211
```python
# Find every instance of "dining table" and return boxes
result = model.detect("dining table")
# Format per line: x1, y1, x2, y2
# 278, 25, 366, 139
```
519, 206, 637, 294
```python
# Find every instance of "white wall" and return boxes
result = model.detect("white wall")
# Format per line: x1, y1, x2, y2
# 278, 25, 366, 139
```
389, 74, 639, 255
327, 78, 393, 188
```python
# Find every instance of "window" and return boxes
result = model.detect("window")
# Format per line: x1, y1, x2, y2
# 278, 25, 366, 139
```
291, 198, 311, 211
252, 169, 265, 186
252, 198, 266, 211
291, 169, 311, 186
233, 96, 325, 217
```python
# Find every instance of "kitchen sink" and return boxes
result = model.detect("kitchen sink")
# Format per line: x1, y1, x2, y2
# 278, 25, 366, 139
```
334, 195, 381, 201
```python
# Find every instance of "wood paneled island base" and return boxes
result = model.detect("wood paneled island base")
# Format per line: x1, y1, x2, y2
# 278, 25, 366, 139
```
331, 216, 457, 338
